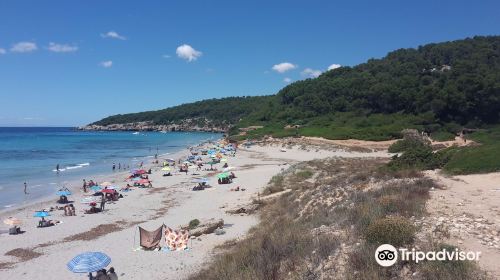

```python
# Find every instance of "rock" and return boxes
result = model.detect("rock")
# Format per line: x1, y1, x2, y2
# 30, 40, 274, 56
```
183, 218, 224, 237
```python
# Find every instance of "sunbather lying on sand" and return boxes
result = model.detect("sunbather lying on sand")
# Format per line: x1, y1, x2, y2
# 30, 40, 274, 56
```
84, 205, 101, 214
37, 218, 60, 228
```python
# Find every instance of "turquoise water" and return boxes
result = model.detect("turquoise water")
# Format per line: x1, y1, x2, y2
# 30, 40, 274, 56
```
0, 127, 221, 209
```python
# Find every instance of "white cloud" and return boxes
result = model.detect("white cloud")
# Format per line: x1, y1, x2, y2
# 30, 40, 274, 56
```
284, 77, 292, 83
10, 42, 37, 53
272, 62, 297, 73
301, 68, 322, 78
176, 44, 202, 62
327, 63, 341, 70
0, 48, 6, 55
101, 31, 126, 40
47, 42, 78, 53
100, 60, 113, 68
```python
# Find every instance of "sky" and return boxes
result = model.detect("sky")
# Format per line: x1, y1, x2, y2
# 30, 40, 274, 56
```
0, 0, 499, 126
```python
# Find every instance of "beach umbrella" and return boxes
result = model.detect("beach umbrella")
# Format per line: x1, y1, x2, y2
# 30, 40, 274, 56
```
56, 190, 72, 196
100, 182, 113, 187
166, 158, 175, 162
138, 179, 150, 184
90, 186, 101, 192
206, 161, 218, 165
3, 217, 22, 226
132, 177, 141, 181
101, 189, 114, 194
67, 252, 111, 274
33, 211, 50, 218
161, 167, 171, 171
217, 172, 229, 179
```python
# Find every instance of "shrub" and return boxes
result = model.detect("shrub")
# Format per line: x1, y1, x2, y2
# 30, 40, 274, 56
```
364, 216, 416, 246
388, 144, 434, 169
295, 170, 313, 180
189, 219, 200, 229
264, 174, 285, 194
388, 138, 424, 153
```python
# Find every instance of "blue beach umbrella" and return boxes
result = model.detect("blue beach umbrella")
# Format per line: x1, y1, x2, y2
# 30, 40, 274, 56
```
67, 252, 111, 274
33, 211, 51, 218
90, 186, 101, 192
56, 190, 72, 196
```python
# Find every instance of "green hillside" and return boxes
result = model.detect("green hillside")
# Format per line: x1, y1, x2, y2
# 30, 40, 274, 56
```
93, 96, 271, 127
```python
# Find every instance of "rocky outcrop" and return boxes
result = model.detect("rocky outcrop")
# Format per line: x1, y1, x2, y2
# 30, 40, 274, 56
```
78, 120, 229, 133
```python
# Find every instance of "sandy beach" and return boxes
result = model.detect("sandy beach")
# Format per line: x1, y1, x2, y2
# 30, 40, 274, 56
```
0, 138, 391, 279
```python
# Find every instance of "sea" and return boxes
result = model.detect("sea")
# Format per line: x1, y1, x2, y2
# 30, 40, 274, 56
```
0, 127, 221, 209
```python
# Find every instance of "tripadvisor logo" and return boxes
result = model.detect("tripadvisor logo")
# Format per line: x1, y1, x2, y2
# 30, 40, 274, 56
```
375, 244, 481, 267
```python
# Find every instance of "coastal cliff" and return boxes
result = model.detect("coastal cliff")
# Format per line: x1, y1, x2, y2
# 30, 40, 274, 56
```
79, 120, 229, 132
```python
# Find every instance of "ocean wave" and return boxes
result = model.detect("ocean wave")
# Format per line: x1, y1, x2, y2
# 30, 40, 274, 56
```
4, 204, 14, 208
53, 162, 90, 171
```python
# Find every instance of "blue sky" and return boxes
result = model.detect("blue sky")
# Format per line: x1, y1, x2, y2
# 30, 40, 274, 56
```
0, 0, 499, 126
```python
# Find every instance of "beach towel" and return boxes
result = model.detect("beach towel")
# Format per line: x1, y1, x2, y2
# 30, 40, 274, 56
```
139, 226, 163, 249
164, 226, 189, 251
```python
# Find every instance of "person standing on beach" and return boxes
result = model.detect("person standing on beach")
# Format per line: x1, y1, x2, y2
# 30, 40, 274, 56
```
118, 163, 121, 170
23, 182, 28, 194
112, 163, 116, 171
100, 194, 106, 212
56, 164, 60, 173
82, 179, 87, 193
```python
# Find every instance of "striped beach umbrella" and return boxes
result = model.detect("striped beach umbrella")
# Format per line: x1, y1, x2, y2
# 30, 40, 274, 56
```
67, 252, 111, 273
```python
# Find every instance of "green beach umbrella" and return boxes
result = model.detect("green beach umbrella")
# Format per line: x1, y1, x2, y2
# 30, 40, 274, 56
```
161, 167, 171, 171
217, 172, 229, 179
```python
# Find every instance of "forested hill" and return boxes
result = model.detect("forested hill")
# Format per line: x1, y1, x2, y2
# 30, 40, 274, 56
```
91, 36, 500, 140
92, 96, 270, 126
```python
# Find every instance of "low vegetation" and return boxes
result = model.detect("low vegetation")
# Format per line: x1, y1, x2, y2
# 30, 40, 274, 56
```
188, 219, 200, 229
189, 158, 486, 280
388, 125, 500, 174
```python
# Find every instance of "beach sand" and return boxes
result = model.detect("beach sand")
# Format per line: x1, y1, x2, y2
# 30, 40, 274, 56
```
0, 140, 391, 279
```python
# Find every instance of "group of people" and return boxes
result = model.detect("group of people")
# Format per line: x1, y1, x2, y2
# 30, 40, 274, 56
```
64, 204, 76, 216
82, 179, 98, 193
90, 267, 118, 280
112, 162, 130, 171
